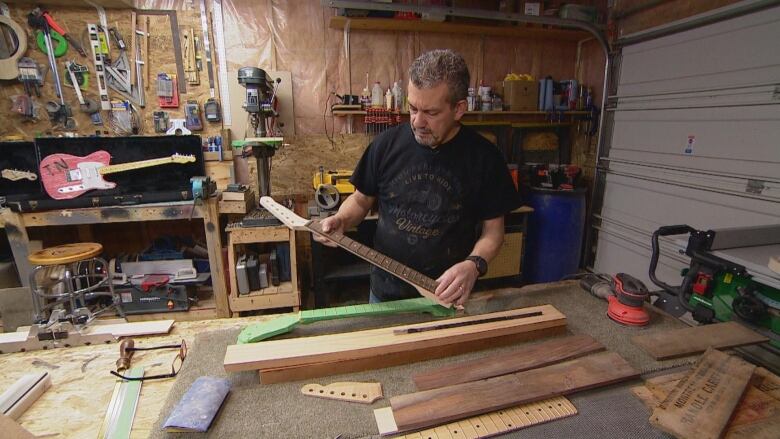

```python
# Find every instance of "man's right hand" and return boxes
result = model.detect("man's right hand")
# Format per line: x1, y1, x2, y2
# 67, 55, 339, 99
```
313, 214, 344, 247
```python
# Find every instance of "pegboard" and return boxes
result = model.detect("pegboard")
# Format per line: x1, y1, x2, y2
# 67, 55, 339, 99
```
0, 3, 223, 140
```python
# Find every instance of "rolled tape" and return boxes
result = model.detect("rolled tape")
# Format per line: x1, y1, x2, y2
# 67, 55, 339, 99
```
0, 15, 28, 80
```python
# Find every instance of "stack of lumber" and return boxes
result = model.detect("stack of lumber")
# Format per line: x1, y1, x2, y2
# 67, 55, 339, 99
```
374, 334, 639, 435
632, 348, 780, 439
223, 305, 567, 383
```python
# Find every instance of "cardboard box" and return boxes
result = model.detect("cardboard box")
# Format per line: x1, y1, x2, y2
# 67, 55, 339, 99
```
504, 80, 539, 111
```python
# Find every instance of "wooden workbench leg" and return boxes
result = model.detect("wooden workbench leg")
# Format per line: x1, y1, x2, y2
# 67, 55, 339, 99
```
1, 209, 32, 287
203, 197, 230, 318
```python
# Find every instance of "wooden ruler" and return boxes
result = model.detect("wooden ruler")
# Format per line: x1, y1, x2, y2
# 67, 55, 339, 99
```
260, 196, 449, 307
301, 382, 382, 404
212, 0, 231, 125
375, 396, 577, 437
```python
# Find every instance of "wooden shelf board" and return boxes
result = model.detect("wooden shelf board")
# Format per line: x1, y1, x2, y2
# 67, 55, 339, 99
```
229, 226, 291, 244
329, 16, 590, 41
241, 281, 294, 297
230, 283, 299, 312
332, 110, 588, 117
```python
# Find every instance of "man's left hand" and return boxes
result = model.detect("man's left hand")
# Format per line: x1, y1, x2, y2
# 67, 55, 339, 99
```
434, 260, 479, 305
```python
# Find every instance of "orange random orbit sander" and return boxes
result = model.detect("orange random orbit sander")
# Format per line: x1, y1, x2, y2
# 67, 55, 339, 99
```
607, 273, 650, 326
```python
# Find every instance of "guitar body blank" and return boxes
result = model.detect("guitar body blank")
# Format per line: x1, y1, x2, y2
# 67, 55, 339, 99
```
39, 151, 116, 200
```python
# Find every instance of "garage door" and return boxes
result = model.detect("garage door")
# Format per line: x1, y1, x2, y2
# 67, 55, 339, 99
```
591, 4, 780, 287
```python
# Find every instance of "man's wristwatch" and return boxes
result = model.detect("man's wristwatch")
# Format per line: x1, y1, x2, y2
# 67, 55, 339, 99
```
466, 255, 488, 277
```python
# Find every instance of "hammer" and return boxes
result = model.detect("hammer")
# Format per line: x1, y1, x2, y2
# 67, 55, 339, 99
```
116, 338, 135, 371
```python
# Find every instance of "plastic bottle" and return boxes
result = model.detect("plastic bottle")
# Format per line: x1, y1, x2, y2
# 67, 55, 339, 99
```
361, 86, 371, 108
467, 87, 476, 111
371, 82, 383, 108
392, 81, 403, 111
385, 88, 393, 110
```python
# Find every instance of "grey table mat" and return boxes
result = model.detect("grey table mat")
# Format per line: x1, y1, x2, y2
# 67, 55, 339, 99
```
149, 283, 686, 438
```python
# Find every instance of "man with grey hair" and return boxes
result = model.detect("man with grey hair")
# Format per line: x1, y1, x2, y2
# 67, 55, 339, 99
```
316, 49, 520, 305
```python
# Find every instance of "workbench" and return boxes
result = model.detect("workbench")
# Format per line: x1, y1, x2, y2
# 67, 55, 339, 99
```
0, 316, 263, 438
0, 281, 695, 438
0, 197, 229, 319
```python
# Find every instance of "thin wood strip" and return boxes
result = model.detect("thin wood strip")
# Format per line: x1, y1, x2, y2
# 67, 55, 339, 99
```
259, 325, 568, 384
631, 321, 768, 360
388, 396, 577, 438
390, 352, 638, 433
413, 334, 604, 390
224, 305, 565, 372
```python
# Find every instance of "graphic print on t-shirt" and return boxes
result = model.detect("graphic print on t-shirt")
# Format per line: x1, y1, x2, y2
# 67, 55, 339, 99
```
384, 161, 464, 246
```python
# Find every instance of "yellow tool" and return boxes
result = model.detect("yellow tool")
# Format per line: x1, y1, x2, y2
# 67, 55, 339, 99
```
312, 166, 354, 210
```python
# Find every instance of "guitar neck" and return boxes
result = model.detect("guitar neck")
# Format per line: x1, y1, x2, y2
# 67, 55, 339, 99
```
306, 220, 440, 296
99, 157, 178, 175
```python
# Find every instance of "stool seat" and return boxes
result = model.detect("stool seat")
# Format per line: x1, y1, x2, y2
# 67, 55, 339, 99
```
28, 243, 103, 266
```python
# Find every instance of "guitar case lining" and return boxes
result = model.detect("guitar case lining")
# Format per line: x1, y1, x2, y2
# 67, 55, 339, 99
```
2, 136, 205, 212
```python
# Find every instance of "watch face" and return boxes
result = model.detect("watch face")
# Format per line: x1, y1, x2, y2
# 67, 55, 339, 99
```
469, 256, 487, 276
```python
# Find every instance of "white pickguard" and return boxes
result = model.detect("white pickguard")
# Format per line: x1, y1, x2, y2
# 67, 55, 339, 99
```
58, 161, 116, 194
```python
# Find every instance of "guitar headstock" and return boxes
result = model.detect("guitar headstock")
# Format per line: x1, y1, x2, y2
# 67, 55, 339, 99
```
171, 154, 196, 164
2, 169, 38, 181
260, 196, 311, 230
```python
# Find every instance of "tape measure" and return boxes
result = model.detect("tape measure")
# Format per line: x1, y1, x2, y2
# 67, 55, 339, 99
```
36, 30, 67, 57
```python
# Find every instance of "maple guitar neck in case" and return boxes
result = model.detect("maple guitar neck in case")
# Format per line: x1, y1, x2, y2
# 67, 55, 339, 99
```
39, 151, 196, 200
260, 196, 449, 307
1, 169, 38, 181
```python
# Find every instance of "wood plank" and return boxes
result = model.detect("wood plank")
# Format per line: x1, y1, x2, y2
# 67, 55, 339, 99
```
328, 16, 589, 41
20, 202, 204, 227
0, 415, 35, 439
650, 348, 755, 439
203, 196, 230, 318
631, 321, 768, 360
83, 320, 174, 337
412, 334, 604, 391
754, 367, 780, 401
223, 305, 566, 372
389, 352, 639, 433
0, 319, 176, 343
258, 325, 568, 384
633, 367, 780, 439
0, 372, 51, 420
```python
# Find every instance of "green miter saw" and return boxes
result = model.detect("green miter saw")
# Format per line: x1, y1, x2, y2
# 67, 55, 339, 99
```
649, 224, 780, 349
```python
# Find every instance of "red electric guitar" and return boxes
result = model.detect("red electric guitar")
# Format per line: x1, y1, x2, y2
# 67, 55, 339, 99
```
39, 151, 196, 200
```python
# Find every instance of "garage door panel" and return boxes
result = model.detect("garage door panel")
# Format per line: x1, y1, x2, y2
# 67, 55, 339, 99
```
601, 174, 780, 231
612, 119, 780, 170
618, 9, 780, 96
608, 149, 780, 183
595, 228, 687, 289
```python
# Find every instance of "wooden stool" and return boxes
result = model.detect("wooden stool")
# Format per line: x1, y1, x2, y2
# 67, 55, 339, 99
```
27, 242, 121, 325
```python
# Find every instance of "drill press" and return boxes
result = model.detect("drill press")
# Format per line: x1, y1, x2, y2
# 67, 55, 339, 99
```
236, 67, 284, 225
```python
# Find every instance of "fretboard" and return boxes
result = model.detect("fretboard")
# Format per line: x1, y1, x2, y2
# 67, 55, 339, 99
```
99, 157, 178, 175
307, 220, 439, 295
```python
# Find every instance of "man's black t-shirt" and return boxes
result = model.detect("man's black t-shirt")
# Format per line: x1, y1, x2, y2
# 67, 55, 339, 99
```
350, 123, 521, 301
